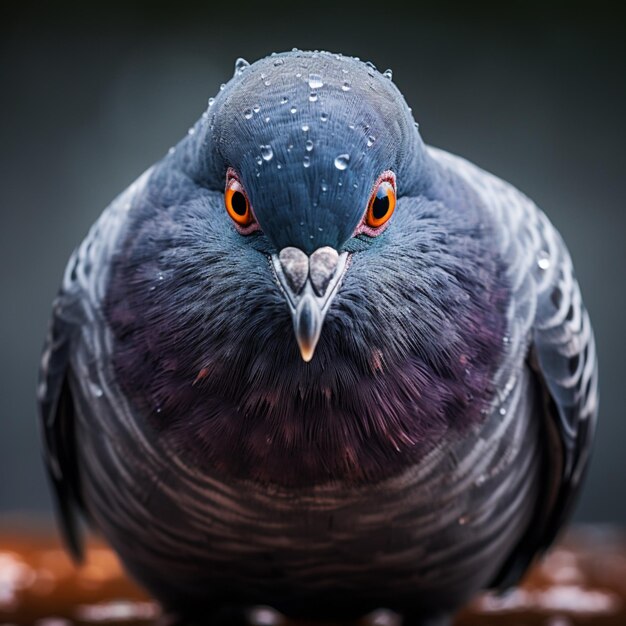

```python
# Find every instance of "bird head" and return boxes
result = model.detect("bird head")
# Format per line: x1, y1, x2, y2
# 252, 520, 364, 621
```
107, 51, 508, 482
181, 50, 433, 362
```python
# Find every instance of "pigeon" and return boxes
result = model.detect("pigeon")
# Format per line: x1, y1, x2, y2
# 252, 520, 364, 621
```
38, 51, 598, 626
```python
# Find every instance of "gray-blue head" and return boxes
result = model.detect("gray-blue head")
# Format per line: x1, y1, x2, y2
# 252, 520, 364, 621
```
180, 50, 433, 360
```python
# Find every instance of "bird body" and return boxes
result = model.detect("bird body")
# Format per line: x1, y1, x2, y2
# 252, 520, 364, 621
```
39, 52, 598, 625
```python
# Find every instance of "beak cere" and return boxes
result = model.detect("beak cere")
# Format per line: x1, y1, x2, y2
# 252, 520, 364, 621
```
272, 246, 350, 362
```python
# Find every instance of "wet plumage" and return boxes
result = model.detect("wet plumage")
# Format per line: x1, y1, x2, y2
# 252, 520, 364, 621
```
38, 51, 598, 625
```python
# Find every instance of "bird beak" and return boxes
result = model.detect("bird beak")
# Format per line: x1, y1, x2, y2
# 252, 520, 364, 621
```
271, 246, 350, 362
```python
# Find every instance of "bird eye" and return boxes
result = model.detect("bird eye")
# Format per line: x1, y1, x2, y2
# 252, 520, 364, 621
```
225, 171, 256, 231
365, 176, 396, 229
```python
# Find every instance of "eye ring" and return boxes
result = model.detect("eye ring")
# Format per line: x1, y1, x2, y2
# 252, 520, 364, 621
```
361, 171, 396, 234
225, 169, 257, 233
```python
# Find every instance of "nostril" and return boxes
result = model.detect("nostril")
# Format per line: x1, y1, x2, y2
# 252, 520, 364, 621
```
309, 246, 339, 296
278, 247, 308, 294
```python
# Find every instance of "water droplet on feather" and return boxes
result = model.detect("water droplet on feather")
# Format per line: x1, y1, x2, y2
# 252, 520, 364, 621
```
308, 73, 324, 89
334, 154, 350, 170
234, 57, 249, 75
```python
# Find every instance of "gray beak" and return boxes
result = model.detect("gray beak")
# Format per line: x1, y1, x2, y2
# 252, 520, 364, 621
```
271, 246, 350, 362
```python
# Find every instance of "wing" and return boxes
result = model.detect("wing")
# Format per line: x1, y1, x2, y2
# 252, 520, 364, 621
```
429, 147, 599, 587
37, 168, 153, 561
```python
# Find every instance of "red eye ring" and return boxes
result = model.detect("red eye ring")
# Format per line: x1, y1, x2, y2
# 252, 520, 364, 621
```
355, 171, 397, 236
224, 169, 258, 233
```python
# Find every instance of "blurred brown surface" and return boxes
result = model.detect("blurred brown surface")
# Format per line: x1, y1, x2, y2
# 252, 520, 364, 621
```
0, 523, 624, 626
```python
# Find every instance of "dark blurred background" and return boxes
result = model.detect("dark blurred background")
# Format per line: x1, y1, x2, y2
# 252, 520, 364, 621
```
1, 1, 624, 524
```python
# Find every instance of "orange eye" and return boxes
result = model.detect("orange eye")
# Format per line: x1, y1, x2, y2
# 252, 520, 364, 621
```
366, 179, 396, 229
225, 177, 254, 228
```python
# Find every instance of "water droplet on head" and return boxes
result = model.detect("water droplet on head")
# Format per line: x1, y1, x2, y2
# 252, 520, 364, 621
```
321, 182, 328, 192
219, 83, 226, 91
383, 68, 393, 79
264, 116, 271, 123
367, 135, 376, 147
305, 140, 314, 152
458, 515, 469, 526
499, 406, 506, 416
280, 96, 288, 104
276, 163, 282, 170
309, 92, 318, 102
168, 146, 176, 155
253, 105, 260, 113
208, 97, 215, 107
334, 154, 350, 170
365, 61, 377, 70
234, 57, 249, 75
290, 106, 298, 114
303, 156, 311, 168
308, 73, 324, 89
273, 58, 284, 66
256, 156, 262, 165
243, 108, 253, 119
320, 112, 328, 122
341, 81, 351, 91
264, 79, 271, 86
537, 250, 551, 271
187, 127, 195, 135
301, 124, 309, 132
260, 145, 273, 161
